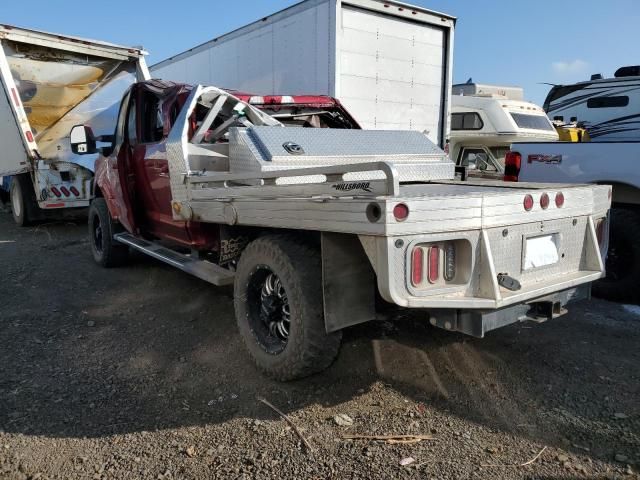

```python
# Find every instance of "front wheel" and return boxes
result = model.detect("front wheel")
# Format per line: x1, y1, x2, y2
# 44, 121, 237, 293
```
234, 235, 342, 381
593, 208, 640, 303
88, 198, 128, 268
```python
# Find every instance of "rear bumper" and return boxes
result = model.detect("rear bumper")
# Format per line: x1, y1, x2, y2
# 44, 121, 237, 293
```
362, 215, 606, 310
428, 285, 590, 338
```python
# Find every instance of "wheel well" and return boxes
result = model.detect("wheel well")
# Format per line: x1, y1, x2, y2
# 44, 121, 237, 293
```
93, 183, 103, 198
596, 181, 640, 210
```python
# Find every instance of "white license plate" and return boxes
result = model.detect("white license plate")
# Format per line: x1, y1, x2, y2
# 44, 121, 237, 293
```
524, 235, 559, 270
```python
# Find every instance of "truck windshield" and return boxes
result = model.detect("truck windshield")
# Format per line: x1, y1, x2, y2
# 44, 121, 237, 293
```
510, 113, 555, 131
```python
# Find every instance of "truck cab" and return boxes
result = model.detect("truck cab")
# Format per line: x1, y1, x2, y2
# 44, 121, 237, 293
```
90, 81, 360, 249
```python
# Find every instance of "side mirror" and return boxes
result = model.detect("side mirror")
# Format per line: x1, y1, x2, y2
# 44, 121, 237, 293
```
70, 125, 97, 155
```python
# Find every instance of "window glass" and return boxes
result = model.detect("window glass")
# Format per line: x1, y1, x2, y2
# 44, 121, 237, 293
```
126, 99, 137, 145
451, 112, 484, 130
587, 96, 629, 109
140, 92, 164, 143
510, 113, 555, 131
459, 148, 496, 171
489, 146, 510, 168
114, 90, 131, 147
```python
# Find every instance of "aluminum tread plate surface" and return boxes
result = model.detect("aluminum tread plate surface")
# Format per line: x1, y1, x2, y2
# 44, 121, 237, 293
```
228, 126, 454, 182
246, 126, 445, 160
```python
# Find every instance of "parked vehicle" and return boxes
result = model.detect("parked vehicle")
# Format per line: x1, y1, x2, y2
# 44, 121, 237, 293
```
449, 82, 558, 180
69, 80, 610, 380
0, 24, 149, 226
544, 66, 640, 141
150, 0, 455, 148
505, 141, 640, 301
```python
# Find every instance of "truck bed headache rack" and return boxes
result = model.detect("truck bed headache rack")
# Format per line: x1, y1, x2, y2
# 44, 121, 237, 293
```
187, 161, 401, 199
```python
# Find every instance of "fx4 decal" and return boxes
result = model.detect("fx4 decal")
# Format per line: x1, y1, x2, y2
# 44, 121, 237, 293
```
528, 154, 563, 164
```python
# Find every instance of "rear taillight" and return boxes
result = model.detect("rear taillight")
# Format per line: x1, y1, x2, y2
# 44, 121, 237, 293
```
555, 192, 565, 208
540, 193, 550, 210
411, 247, 424, 287
51, 187, 61, 198
69, 186, 80, 197
25, 131, 34, 142
523, 194, 534, 211
60, 186, 70, 197
410, 240, 470, 288
428, 246, 440, 284
504, 151, 521, 182
393, 203, 410, 222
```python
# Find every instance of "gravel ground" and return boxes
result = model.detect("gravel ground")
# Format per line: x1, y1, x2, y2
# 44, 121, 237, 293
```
0, 208, 639, 480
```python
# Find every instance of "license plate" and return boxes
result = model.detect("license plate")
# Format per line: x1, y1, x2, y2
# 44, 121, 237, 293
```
524, 235, 559, 270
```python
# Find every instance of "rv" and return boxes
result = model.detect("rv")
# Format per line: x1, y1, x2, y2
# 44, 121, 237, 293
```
449, 83, 558, 179
544, 66, 640, 141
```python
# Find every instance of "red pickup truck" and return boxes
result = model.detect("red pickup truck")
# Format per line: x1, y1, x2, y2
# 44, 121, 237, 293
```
70, 80, 610, 381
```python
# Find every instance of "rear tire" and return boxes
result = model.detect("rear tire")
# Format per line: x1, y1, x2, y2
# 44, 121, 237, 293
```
10, 174, 39, 227
592, 208, 640, 303
234, 235, 342, 381
88, 198, 128, 268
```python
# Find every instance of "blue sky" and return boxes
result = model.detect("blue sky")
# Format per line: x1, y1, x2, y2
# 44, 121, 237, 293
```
1, 0, 638, 104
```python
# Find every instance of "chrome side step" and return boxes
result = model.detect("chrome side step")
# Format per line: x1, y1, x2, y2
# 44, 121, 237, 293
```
114, 233, 235, 286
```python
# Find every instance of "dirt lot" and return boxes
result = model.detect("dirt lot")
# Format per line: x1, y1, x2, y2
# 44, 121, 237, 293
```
0, 208, 638, 480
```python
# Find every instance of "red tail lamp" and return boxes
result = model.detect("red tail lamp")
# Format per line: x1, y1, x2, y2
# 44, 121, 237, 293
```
540, 193, 550, 210
411, 247, 424, 286
428, 246, 440, 284
523, 194, 534, 211
393, 203, 410, 222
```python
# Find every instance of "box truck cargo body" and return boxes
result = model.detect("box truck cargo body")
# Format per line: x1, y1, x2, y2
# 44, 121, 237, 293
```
0, 24, 149, 225
151, 0, 455, 147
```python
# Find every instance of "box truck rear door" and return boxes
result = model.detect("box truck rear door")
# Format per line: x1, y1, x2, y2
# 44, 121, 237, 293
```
339, 5, 447, 146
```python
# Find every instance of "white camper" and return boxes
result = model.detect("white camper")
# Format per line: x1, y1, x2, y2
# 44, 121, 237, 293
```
449, 83, 558, 179
0, 25, 149, 225
151, 0, 456, 148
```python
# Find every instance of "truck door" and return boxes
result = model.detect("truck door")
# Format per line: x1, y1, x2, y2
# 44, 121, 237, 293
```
105, 89, 138, 233
131, 88, 189, 243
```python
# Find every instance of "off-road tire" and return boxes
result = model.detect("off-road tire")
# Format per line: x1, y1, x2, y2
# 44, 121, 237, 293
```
10, 174, 39, 227
88, 198, 128, 268
592, 208, 640, 303
234, 235, 342, 381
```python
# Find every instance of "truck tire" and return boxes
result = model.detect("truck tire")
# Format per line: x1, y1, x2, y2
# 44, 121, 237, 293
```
593, 208, 640, 303
10, 174, 39, 227
88, 198, 128, 268
234, 235, 342, 381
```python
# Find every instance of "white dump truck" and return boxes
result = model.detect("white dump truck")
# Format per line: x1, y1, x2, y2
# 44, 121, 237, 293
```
69, 83, 612, 380
0, 25, 149, 225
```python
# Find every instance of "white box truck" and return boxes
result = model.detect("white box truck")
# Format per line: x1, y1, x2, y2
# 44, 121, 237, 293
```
150, 0, 455, 148
0, 25, 150, 225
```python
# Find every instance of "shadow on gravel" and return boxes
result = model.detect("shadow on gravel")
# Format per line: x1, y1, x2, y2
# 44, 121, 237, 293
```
1, 210, 638, 468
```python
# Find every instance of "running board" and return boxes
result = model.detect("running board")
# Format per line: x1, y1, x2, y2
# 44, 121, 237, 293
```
114, 233, 235, 286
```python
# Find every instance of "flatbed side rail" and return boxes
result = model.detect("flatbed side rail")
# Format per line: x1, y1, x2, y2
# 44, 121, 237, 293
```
186, 161, 400, 200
